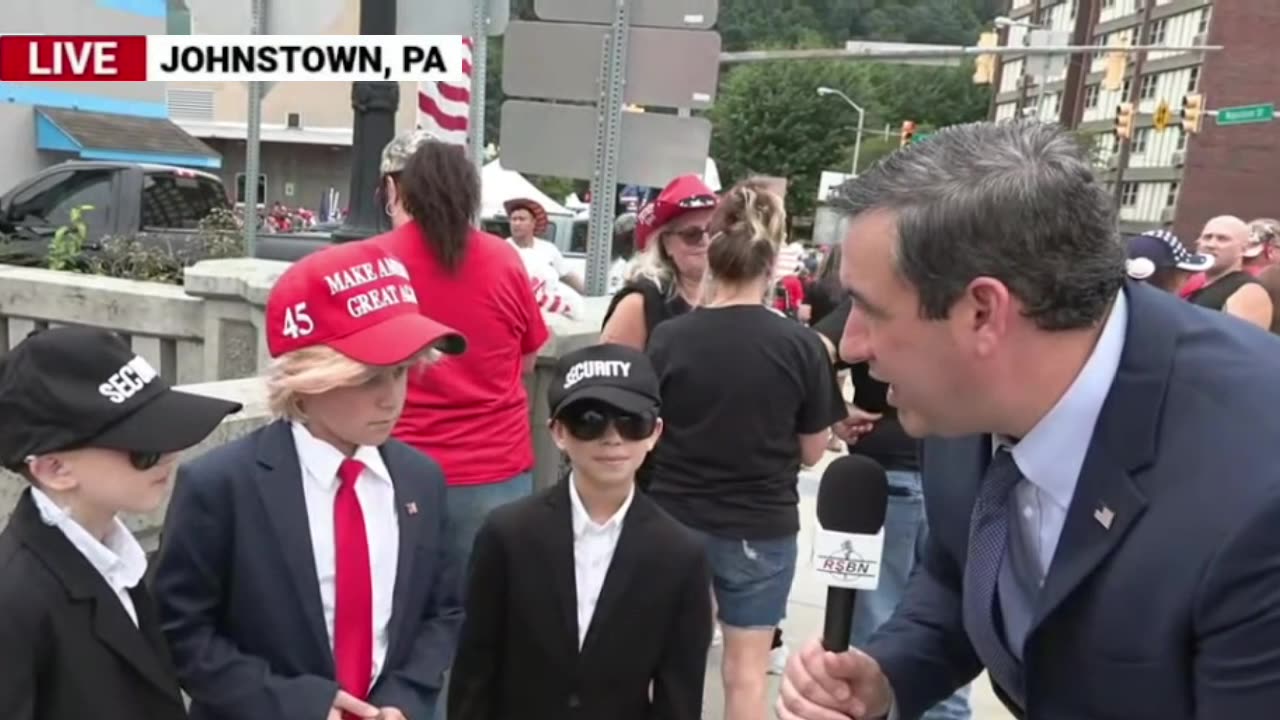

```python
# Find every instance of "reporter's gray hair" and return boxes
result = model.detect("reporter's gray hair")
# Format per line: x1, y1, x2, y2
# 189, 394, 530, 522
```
828, 120, 1126, 331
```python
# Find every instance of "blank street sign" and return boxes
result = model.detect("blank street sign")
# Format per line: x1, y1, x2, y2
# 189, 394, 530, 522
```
503, 21, 720, 109
398, 0, 511, 37
534, 0, 718, 30
500, 100, 711, 188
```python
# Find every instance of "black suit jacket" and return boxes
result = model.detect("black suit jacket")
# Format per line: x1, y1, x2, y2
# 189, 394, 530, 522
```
866, 282, 1280, 719
152, 420, 463, 720
0, 490, 187, 720
448, 480, 712, 720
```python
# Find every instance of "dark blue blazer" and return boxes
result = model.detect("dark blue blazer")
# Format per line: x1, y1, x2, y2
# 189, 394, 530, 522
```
152, 419, 463, 720
866, 282, 1280, 720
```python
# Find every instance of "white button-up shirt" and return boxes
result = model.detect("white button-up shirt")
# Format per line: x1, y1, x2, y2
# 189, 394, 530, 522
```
31, 486, 148, 626
292, 422, 400, 683
568, 477, 633, 650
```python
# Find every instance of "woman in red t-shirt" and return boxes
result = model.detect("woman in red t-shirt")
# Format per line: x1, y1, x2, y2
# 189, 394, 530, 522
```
372, 131, 548, 571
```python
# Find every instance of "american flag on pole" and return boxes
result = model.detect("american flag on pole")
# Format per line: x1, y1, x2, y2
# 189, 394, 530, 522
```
417, 36, 473, 146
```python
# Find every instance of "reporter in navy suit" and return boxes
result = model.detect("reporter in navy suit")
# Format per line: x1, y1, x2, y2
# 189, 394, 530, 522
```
153, 241, 468, 720
778, 121, 1280, 720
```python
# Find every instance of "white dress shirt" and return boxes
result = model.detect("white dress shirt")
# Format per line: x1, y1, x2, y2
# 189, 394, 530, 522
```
30, 486, 148, 626
291, 422, 400, 683
568, 477, 634, 650
1001, 291, 1128, 581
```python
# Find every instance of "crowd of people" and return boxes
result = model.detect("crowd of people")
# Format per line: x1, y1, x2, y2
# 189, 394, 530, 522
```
6, 118, 1280, 720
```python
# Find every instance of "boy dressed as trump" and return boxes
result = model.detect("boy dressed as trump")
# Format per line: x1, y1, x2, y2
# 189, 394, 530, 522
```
153, 240, 466, 720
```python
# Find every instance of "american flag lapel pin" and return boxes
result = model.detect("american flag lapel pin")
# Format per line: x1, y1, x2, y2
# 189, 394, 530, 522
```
1093, 503, 1114, 530
405, 501, 419, 516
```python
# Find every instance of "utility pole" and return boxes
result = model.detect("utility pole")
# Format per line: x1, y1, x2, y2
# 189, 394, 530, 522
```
333, 0, 399, 242
243, 0, 265, 257
1111, 0, 1155, 210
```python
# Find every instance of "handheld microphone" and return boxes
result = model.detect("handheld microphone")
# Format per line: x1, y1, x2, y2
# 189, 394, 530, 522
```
813, 455, 890, 652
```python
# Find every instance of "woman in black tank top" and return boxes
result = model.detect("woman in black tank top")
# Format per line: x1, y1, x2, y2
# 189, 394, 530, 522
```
600, 175, 718, 349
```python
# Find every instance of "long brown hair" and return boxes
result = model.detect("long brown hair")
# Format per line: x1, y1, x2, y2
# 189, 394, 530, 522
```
396, 140, 480, 273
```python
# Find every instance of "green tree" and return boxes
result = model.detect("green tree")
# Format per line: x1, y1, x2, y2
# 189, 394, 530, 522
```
711, 60, 990, 218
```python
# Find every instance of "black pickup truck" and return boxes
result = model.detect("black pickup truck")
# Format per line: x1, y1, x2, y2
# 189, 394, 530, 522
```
0, 161, 236, 266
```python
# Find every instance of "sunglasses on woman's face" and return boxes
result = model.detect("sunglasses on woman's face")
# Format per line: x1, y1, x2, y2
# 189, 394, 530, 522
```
666, 225, 708, 246
559, 405, 658, 442
129, 452, 164, 471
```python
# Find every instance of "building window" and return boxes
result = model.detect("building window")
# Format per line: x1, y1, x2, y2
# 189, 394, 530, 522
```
1176, 128, 1188, 151
1121, 182, 1139, 207
1149, 19, 1168, 46
235, 173, 268, 205
1085, 84, 1099, 109
1102, 0, 1114, 7
1198, 8, 1212, 35
1122, 78, 1132, 99
1133, 128, 1150, 154
1166, 182, 1179, 208
1140, 74, 1158, 100
1187, 67, 1200, 93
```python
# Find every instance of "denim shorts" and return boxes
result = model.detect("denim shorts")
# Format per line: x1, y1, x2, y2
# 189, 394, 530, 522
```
687, 529, 798, 630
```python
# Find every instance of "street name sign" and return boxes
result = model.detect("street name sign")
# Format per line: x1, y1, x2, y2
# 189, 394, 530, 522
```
534, 0, 717, 29
499, 100, 711, 188
503, 21, 719, 108
1216, 103, 1275, 126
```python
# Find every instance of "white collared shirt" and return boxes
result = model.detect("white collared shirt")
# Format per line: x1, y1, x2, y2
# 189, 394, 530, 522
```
999, 291, 1129, 580
568, 476, 634, 650
30, 486, 148, 626
291, 422, 400, 683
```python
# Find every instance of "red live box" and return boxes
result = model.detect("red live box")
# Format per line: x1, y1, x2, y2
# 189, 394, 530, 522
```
0, 35, 148, 81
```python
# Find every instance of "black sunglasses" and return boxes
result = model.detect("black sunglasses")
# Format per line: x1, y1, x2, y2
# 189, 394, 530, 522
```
559, 405, 658, 442
130, 451, 164, 471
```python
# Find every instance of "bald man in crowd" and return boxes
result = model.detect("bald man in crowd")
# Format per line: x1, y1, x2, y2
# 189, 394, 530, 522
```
1186, 215, 1273, 329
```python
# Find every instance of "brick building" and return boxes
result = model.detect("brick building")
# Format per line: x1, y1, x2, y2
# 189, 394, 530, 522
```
989, 0, 1280, 240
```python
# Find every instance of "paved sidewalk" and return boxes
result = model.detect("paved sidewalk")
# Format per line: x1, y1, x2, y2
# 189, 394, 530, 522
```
698, 454, 1014, 719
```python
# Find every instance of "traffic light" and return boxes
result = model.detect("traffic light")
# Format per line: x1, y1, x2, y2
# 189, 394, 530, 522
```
1153, 100, 1172, 132
900, 120, 917, 147
1102, 44, 1129, 92
1182, 93, 1205, 134
1114, 102, 1135, 140
973, 31, 998, 85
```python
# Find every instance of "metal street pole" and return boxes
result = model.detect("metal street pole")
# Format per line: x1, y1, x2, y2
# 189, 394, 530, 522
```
1111, 0, 1155, 211
333, 0, 399, 243
719, 43, 1222, 64
852, 109, 865, 174
817, 87, 865, 174
584, 0, 631, 297
243, 0, 265, 257
467, 0, 488, 178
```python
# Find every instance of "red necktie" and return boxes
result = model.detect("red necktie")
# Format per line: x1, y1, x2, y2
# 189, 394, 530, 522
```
334, 458, 373, 707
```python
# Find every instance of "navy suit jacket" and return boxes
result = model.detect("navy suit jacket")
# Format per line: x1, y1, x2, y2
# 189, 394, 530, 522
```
866, 282, 1280, 720
152, 420, 463, 720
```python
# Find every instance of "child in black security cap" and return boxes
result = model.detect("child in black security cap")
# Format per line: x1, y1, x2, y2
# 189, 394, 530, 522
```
0, 326, 242, 720
450, 343, 713, 720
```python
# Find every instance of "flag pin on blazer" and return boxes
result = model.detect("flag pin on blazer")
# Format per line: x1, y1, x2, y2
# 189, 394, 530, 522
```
405, 501, 418, 515
1094, 503, 1114, 530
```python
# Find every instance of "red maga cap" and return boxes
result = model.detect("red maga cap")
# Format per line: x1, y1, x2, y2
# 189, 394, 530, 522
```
635, 175, 718, 251
265, 241, 466, 364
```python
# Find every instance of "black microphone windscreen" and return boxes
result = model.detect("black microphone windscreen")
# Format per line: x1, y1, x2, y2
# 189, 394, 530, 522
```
816, 455, 889, 534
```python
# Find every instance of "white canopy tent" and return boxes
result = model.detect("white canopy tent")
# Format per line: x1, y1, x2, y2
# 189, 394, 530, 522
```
481, 160, 573, 217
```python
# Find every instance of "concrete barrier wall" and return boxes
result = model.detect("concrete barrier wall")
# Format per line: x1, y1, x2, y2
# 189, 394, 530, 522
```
0, 268, 611, 540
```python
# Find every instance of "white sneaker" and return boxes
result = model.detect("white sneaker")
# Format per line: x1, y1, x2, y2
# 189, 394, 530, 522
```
768, 644, 790, 675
